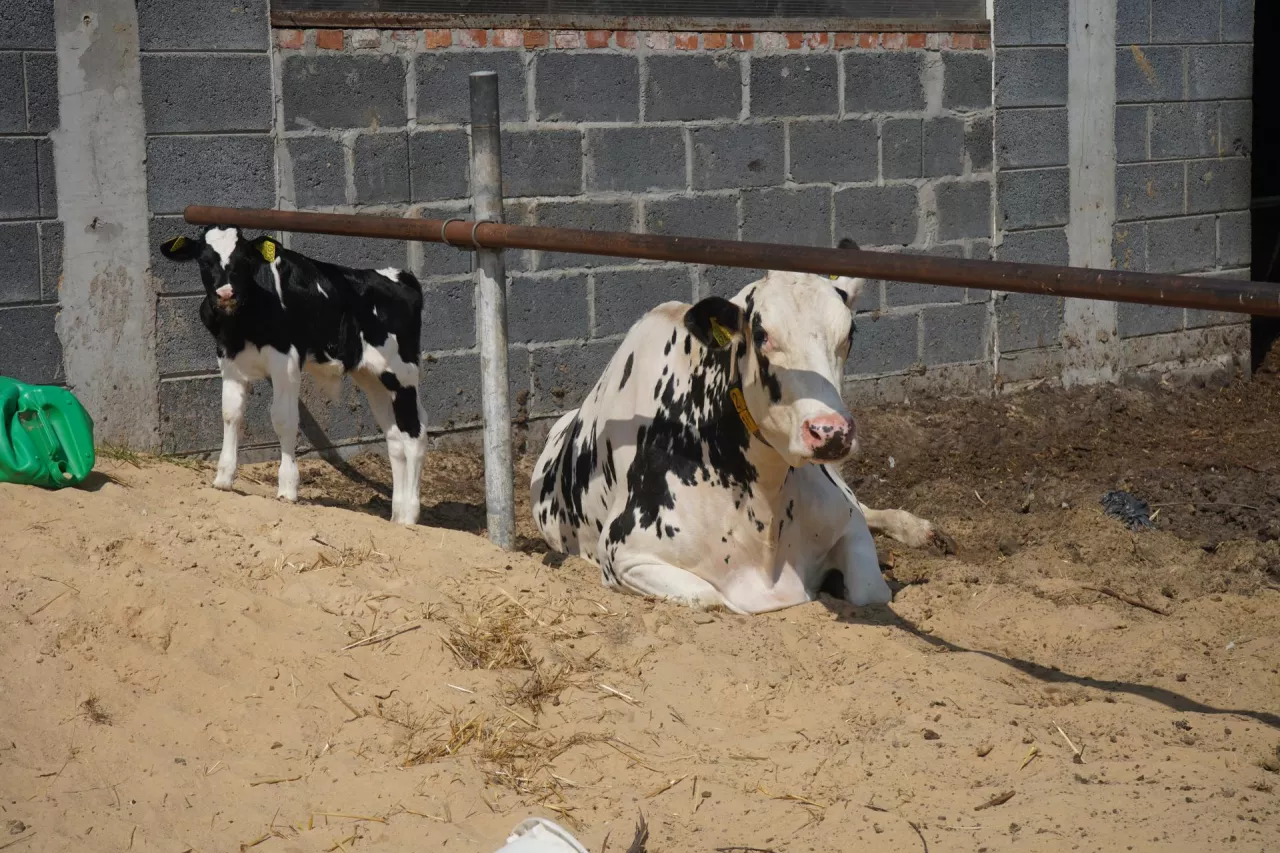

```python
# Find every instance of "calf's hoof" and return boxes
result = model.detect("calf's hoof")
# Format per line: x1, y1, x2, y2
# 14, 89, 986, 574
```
212, 477, 234, 491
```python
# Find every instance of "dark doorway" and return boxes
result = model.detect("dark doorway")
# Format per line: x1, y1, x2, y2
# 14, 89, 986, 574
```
1251, 1, 1280, 369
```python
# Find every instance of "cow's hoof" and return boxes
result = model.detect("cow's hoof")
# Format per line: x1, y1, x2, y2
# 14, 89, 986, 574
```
930, 528, 958, 555
212, 477, 234, 491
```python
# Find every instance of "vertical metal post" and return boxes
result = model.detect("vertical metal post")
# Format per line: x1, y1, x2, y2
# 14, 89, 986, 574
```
468, 71, 515, 550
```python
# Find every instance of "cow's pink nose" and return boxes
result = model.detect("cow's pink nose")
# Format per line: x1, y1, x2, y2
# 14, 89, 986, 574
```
802, 414, 856, 456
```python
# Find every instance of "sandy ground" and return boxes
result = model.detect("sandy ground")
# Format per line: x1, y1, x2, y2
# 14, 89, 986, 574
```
2, 375, 1280, 853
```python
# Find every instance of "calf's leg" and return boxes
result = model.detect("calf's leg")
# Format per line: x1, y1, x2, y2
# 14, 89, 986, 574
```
213, 358, 251, 491
829, 509, 894, 607
352, 371, 405, 522
267, 347, 302, 502
857, 503, 956, 554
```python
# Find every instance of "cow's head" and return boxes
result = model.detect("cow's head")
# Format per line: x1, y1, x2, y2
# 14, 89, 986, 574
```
684, 239, 866, 467
159, 225, 280, 316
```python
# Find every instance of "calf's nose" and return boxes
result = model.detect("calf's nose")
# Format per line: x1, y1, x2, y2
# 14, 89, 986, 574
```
802, 413, 856, 454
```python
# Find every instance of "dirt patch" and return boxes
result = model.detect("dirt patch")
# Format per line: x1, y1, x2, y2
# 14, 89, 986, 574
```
1, 375, 1278, 853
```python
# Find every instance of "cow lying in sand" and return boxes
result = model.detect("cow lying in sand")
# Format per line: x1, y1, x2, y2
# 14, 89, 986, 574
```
531, 242, 953, 614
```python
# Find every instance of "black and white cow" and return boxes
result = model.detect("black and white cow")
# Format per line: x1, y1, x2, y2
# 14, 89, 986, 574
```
531, 242, 953, 614
160, 225, 427, 525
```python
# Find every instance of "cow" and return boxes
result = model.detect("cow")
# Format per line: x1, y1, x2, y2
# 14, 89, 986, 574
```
530, 241, 953, 614
160, 225, 427, 526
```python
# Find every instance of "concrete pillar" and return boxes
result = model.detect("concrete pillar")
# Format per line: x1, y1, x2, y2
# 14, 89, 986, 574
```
50, 0, 158, 447
1062, 0, 1119, 387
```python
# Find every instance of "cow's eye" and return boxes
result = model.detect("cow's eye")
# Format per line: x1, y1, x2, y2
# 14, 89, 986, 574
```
752, 325, 769, 350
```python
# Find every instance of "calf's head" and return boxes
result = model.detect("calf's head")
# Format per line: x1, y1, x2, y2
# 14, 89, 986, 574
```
684, 240, 866, 467
160, 226, 280, 316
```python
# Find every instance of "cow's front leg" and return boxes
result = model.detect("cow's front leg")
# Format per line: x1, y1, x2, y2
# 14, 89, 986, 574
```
267, 347, 302, 502
857, 503, 957, 554
213, 359, 251, 491
831, 509, 893, 607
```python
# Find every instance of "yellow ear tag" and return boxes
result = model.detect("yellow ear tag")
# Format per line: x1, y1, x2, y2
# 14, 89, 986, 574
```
827, 274, 839, 280
169, 236, 186, 251
259, 240, 277, 263
709, 317, 732, 347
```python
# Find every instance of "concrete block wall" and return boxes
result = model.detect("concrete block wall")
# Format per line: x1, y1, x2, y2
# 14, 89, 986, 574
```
991, 0, 1070, 368
138, 0, 287, 452
0, 0, 62, 386
264, 25, 998, 446
1111, 0, 1253, 344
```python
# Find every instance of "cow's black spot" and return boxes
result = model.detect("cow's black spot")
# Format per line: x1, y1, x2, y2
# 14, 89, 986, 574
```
619, 353, 634, 390
683, 334, 692, 355
607, 337, 758, 549
664, 525, 676, 538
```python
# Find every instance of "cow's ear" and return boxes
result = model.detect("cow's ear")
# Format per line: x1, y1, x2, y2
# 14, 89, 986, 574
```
835, 277, 866, 308
159, 235, 201, 262
249, 236, 279, 263
829, 239, 865, 307
684, 296, 744, 350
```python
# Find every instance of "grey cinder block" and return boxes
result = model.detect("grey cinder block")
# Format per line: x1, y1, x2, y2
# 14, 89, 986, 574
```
416, 52, 527, 124
995, 48, 1068, 107
936, 181, 992, 241
283, 55, 406, 130
137, 0, 269, 51
146, 135, 273, 215
1116, 162, 1185, 222
593, 267, 692, 337
535, 53, 639, 122
288, 137, 346, 208
922, 302, 988, 365
741, 186, 832, 247
998, 167, 1069, 229
834, 185, 920, 247
142, 54, 272, 133
789, 120, 877, 184
409, 130, 469, 202
750, 54, 838, 118
586, 127, 686, 193
645, 54, 741, 121
501, 129, 582, 198
846, 312, 918, 375
690, 124, 784, 190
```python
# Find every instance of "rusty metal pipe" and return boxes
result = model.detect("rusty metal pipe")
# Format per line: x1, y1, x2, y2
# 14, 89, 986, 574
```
184, 205, 1280, 318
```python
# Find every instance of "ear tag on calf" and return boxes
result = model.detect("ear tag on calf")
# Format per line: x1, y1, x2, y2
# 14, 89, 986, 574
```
709, 317, 732, 347
259, 240, 277, 263
827, 274, 839, 280
729, 387, 760, 434
169, 236, 186, 251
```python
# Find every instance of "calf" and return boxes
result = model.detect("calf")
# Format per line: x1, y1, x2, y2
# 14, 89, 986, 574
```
531, 241, 953, 614
160, 225, 427, 525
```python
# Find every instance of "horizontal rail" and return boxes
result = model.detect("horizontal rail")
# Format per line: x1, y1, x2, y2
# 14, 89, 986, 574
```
268, 10, 990, 32
184, 205, 1280, 318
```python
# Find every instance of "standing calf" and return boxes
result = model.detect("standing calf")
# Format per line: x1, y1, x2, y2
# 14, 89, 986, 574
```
161, 225, 427, 525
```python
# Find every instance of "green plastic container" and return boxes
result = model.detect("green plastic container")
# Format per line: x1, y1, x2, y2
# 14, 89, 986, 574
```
0, 376, 96, 489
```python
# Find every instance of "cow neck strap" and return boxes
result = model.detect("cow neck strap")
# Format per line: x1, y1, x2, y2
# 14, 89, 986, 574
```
728, 383, 770, 448
711, 317, 773, 449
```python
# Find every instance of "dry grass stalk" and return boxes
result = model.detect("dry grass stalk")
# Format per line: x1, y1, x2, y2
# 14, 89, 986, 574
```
249, 775, 302, 786
503, 659, 574, 714
441, 599, 535, 670
973, 790, 1016, 811
342, 622, 420, 651
1054, 721, 1084, 764
404, 712, 606, 799
644, 774, 689, 799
